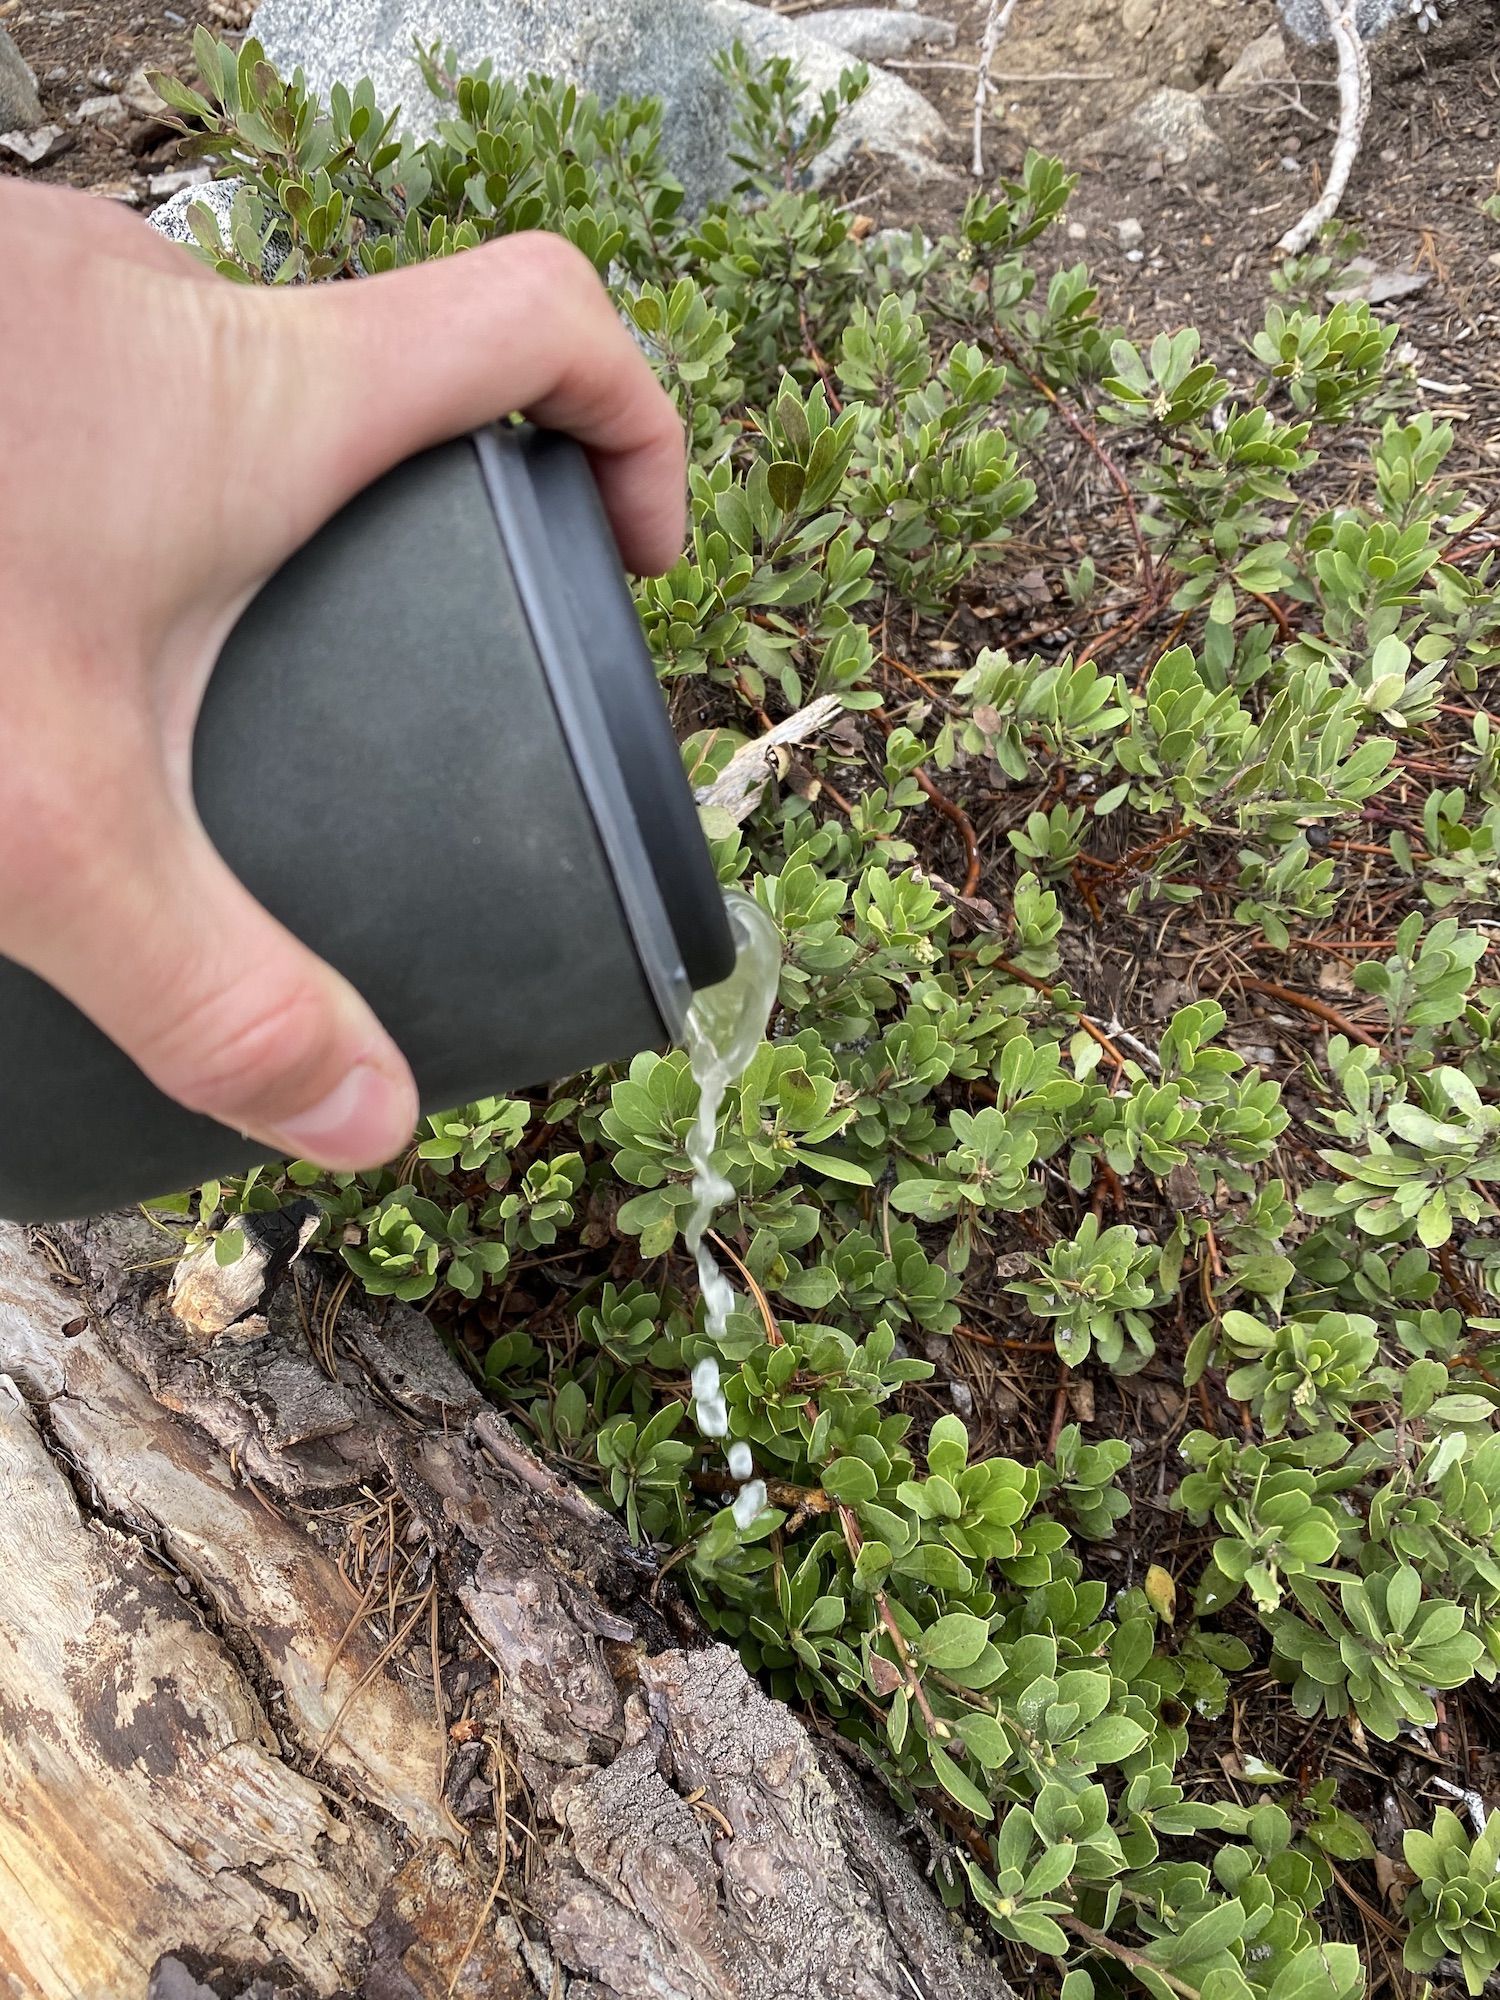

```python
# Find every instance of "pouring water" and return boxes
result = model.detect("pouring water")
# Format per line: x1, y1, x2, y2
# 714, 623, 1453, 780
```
681, 889, 782, 1526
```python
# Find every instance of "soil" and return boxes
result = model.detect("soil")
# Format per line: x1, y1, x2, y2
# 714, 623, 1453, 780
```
4, 1, 1500, 1992
0, 0, 249, 209
817, 0, 1500, 480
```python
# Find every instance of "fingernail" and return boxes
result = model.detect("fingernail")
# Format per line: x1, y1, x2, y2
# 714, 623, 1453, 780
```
267, 1060, 415, 1168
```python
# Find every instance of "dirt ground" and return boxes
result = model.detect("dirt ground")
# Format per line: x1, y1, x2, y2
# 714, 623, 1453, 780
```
821, 0, 1500, 486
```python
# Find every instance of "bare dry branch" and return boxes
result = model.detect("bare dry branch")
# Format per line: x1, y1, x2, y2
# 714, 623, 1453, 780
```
1277, 0, 1371, 254
692, 692, 844, 822
972, 0, 1020, 179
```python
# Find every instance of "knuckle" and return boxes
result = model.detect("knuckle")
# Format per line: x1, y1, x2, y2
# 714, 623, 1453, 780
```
503, 228, 601, 303
140, 974, 336, 1123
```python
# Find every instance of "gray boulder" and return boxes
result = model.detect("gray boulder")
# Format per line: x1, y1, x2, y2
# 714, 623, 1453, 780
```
150, 179, 290, 279
0, 24, 42, 133
805, 9, 957, 61
251, 0, 950, 204
1082, 88, 1225, 176
1276, 0, 1440, 43
1217, 25, 1292, 90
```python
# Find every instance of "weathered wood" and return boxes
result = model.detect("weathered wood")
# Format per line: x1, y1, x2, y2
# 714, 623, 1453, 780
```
0, 1218, 1013, 2000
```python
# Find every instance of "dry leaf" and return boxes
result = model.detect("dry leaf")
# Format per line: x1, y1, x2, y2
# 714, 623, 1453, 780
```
1327, 260, 1431, 307
1145, 1564, 1177, 1624
868, 1653, 903, 1697
1373, 1850, 1413, 1910
910, 867, 1001, 937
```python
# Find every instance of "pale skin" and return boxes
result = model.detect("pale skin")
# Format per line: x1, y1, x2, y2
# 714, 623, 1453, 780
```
0, 180, 686, 1170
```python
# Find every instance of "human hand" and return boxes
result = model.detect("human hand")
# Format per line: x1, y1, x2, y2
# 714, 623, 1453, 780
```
0, 182, 685, 1170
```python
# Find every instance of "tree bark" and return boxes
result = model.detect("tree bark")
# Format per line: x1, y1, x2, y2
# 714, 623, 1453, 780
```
0, 1215, 1014, 2000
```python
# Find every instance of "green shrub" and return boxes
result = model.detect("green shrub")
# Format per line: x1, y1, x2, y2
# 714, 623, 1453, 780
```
159, 29, 1500, 2000
1404, 1808, 1500, 1995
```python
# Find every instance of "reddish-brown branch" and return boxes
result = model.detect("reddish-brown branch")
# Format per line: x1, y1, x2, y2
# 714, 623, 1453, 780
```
1437, 1241, 1484, 1320
986, 957, 1128, 1069
1233, 974, 1382, 1051
838, 1504, 951, 1741
991, 329, 1155, 592
1245, 588, 1296, 640
1046, 1363, 1072, 1455
954, 1322, 1055, 1355
914, 768, 983, 897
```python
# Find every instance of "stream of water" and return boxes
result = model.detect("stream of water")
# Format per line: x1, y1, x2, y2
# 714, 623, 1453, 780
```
681, 889, 782, 1527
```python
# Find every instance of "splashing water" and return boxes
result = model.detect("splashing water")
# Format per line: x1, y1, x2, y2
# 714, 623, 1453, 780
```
681, 889, 782, 1519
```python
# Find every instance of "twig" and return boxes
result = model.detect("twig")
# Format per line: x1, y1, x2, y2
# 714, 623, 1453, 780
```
988, 955, 1129, 1070
693, 694, 844, 823
1047, 1362, 1072, 1455
889, 62, 1117, 82
971, 0, 1019, 179
1234, 973, 1381, 1051
706, 1227, 783, 1347
448, 1737, 511, 1994
872, 705, 983, 895
1277, 0, 1371, 255
991, 329, 1156, 596
1062, 1917, 1202, 2000
914, 767, 982, 897
838, 1502, 952, 1742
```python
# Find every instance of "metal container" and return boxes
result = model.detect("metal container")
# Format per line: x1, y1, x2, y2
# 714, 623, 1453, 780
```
0, 424, 734, 1221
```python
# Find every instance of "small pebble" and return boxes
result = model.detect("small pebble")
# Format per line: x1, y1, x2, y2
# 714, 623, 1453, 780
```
1125, 249, 1144, 263
1117, 216, 1144, 249
1066, 220, 1088, 241
1279, 155, 1302, 174
731, 1480, 767, 1530
949, 1381, 974, 1417
727, 1440, 754, 1481
147, 164, 210, 197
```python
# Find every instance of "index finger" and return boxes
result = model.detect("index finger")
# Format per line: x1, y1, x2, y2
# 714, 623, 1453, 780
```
286, 230, 687, 576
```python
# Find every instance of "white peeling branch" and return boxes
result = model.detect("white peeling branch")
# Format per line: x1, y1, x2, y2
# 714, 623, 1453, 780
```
693, 694, 844, 824
1276, 0, 1371, 255
972, 0, 1019, 180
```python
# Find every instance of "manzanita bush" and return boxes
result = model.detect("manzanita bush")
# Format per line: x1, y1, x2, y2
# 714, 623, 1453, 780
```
156, 30, 1500, 2000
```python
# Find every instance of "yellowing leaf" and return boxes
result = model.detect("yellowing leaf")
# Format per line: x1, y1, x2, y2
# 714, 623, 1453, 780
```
1145, 1564, 1177, 1625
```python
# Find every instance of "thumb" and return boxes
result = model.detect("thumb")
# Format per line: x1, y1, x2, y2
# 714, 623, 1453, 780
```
268, 230, 688, 578
12, 782, 417, 1171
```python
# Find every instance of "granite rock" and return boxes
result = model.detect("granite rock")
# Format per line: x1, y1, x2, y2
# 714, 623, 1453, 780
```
150, 179, 290, 279
804, 9, 958, 61
250, 0, 950, 204
1277, 0, 1443, 42
1082, 87, 1225, 176
1217, 25, 1292, 90
0, 24, 42, 132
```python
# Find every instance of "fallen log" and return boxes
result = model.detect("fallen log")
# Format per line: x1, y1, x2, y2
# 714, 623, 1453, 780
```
0, 1215, 1014, 2000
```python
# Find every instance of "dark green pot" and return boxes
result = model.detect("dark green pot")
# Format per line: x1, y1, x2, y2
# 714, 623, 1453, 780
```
0, 425, 732, 1222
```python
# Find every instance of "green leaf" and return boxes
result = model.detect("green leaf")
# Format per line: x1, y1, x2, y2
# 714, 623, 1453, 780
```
927, 1744, 994, 1820
1005, 1909, 1068, 1955
789, 1148, 874, 1185
821, 1457, 879, 1504
919, 1612, 990, 1671
1072, 1713, 1147, 1765
1152, 1898, 1246, 1970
